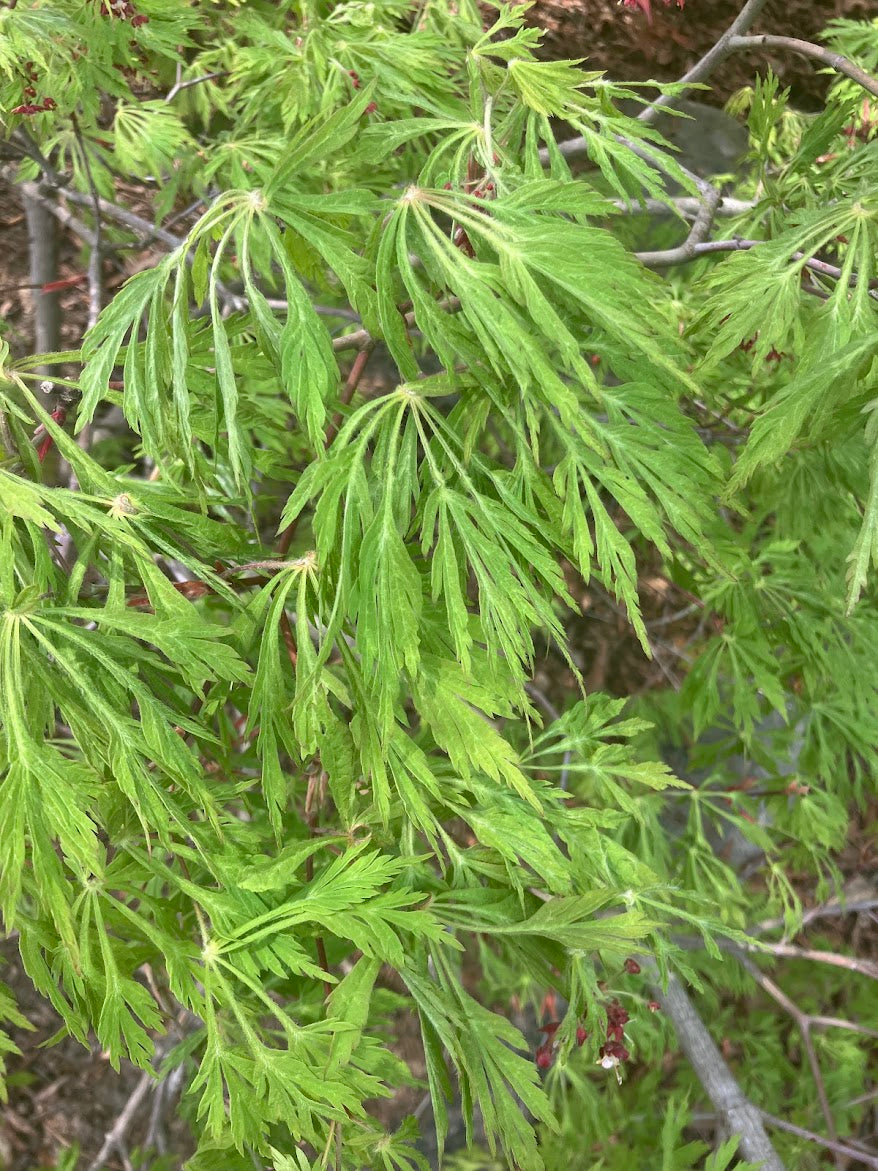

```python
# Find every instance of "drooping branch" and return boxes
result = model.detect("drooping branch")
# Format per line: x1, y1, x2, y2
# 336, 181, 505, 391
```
727, 34, 878, 100
636, 235, 878, 299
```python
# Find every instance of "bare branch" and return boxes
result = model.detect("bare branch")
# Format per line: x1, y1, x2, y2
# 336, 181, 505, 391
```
639, 0, 773, 123
750, 941, 878, 980
645, 960, 786, 1170
728, 34, 878, 100
634, 185, 721, 267
761, 1112, 878, 1168
636, 235, 878, 297
612, 195, 757, 218
20, 185, 60, 375
7, 172, 95, 245
165, 69, 227, 104
749, 887, 878, 937
734, 952, 843, 1165
85, 1069, 152, 1171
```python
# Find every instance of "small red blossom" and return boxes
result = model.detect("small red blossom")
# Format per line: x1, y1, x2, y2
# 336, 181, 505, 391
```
599, 1039, 630, 1063
23, 85, 36, 97
605, 1000, 629, 1043
364, 101, 377, 115
576, 1026, 589, 1046
12, 103, 42, 115
647, 1000, 661, 1013
34, 405, 67, 463
41, 97, 57, 110
623, 958, 641, 975
453, 226, 475, 257
348, 69, 361, 89
130, 12, 149, 26
786, 779, 810, 796
605, 1000, 629, 1028
539, 1020, 561, 1037
765, 347, 787, 363
535, 1042, 554, 1070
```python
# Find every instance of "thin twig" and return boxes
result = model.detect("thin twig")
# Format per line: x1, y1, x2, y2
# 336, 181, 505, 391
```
760, 1112, 878, 1168
734, 952, 841, 1165
86, 1070, 152, 1171
165, 70, 227, 104
637, 235, 878, 295
752, 941, 878, 980
677, 933, 878, 984
728, 34, 878, 100
326, 341, 375, 445
143, 1060, 186, 1156
8, 174, 95, 245
749, 891, 878, 937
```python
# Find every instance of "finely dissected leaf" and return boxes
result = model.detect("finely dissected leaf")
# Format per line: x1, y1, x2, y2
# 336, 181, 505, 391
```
416, 655, 540, 808
727, 335, 878, 494
5, 1, 878, 1165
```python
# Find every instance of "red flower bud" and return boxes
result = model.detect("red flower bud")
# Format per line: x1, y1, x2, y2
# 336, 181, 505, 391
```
348, 69, 361, 89
24, 86, 36, 98
576, 1026, 588, 1046
364, 101, 377, 115
41, 97, 57, 110
624, 958, 641, 975
42, 275, 86, 293
647, 1000, 661, 1013
535, 1043, 554, 1070
131, 13, 149, 26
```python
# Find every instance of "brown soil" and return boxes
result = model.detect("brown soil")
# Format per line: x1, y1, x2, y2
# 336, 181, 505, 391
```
526, 0, 875, 109
0, 939, 193, 1171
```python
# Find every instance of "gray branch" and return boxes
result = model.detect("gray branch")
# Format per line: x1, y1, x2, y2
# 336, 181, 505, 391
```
727, 34, 878, 100
20, 185, 60, 374
639, 0, 772, 123
648, 962, 786, 1170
